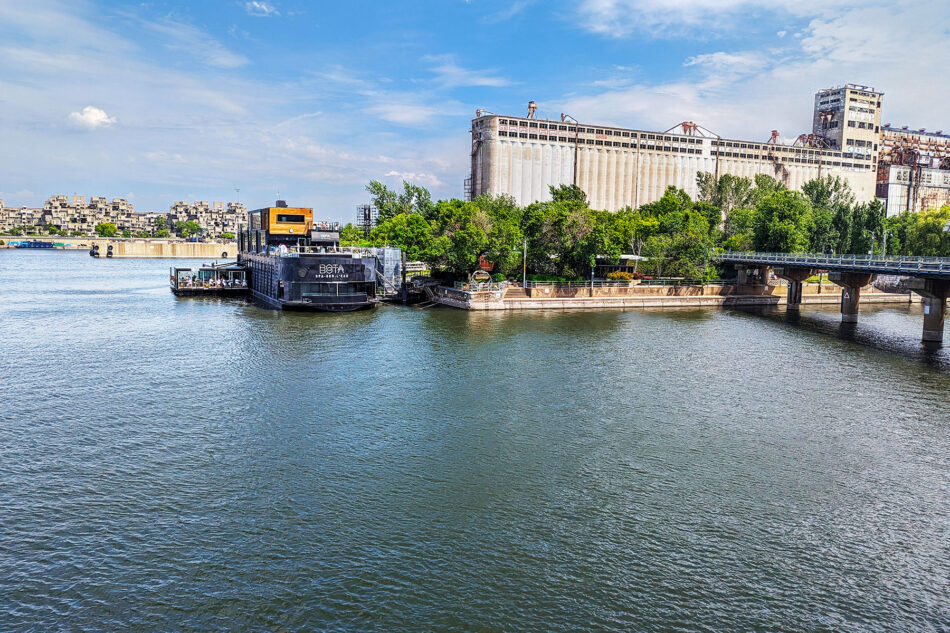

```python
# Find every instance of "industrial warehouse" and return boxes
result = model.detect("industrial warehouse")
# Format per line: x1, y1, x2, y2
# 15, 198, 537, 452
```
468, 84, 950, 216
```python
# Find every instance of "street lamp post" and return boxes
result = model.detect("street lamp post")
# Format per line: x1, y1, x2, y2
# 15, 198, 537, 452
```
561, 113, 580, 188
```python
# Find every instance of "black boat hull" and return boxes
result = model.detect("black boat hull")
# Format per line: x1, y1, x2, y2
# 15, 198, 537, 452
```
241, 251, 379, 311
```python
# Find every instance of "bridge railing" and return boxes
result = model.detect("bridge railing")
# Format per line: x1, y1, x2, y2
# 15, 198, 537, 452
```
715, 251, 950, 273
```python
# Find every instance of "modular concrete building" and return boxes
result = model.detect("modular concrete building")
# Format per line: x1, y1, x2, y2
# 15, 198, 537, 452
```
469, 84, 881, 210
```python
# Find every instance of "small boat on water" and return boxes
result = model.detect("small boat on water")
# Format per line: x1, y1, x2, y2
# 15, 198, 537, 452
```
15, 240, 55, 249
170, 262, 249, 297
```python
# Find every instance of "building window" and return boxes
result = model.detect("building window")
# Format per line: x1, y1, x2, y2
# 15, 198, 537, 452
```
519, 133, 527, 138
529, 122, 538, 128
529, 133, 538, 139
539, 123, 548, 129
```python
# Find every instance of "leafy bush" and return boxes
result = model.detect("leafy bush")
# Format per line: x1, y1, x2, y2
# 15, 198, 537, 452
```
491, 272, 505, 282
607, 271, 634, 280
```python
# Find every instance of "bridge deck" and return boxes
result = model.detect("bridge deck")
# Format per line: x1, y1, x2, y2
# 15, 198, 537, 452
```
716, 251, 950, 279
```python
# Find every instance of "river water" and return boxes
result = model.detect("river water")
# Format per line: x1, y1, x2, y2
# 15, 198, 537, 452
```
1, 251, 948, 632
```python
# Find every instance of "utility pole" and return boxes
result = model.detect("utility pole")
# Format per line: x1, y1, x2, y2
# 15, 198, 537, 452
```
561, 113, 580, 188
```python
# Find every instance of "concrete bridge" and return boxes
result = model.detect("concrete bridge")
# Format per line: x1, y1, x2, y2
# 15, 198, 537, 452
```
716, 251, 950, 343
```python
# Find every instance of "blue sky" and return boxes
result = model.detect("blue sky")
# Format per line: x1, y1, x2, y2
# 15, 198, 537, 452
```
1, 0, 947, 221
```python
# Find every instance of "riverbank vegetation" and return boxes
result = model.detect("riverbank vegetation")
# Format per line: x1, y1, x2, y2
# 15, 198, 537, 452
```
344, 175, 950, 280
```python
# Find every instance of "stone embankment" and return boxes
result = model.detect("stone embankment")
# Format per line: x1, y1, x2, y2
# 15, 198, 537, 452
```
430, 282, 915, 311
0, 236, 236, 258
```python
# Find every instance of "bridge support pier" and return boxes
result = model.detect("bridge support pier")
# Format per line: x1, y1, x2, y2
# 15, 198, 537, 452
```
736, 265, 749, 286
774, 267, 813, 312
909, 279, 950, 343
829, 272, 876, 324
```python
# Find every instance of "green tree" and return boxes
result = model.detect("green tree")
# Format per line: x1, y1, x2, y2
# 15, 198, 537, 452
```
696, 172, 754, 219
722, 206, 757, 251
339, 223, 365, 246
851, 199, 885, 254
121, 229, 132, 238
366, 180, 434, 223
753, 191, 813, 253
426, 199, 490, 275
174, 220, 201, 238
904, 206, 950, 256
549, 184, 588, 205
475, 194, 524, 276
370, 213, 434, 261
95, 222, 118, 237
802, 175, 853, 253
220, 232, 235, 240
752, 174, 786, 199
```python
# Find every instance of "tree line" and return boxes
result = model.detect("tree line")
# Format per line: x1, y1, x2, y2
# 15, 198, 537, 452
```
340, 175, 950, 280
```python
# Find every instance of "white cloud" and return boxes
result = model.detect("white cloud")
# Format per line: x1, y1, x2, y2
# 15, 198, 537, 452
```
575, 0, 837, 37
482, 0, 534, 23
245, 1, 279, 17
560, 0, 950, 144
384, 170, 444, 187
364, 102, 442, 125
67, 106, 116, 129
424, 55, 510, 88
143, 18, 249, 68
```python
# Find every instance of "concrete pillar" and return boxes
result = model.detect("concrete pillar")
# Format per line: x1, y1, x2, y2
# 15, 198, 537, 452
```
909, 278, 950, 343
774, 267, 812, 313
829, 272, 876, 324
840, 286, 861, 323
922, 298, 946, 342
736, 265, 748, 286
788, 281, 804, 312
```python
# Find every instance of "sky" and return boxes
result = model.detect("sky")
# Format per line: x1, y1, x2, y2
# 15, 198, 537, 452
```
1, 0, 948, 222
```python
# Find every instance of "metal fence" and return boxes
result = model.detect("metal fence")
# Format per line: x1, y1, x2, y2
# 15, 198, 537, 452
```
523, 279, 730, 289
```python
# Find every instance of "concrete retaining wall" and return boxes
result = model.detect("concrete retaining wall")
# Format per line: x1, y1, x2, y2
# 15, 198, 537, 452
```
0, 236, 236, 258
436, 282, 916, 311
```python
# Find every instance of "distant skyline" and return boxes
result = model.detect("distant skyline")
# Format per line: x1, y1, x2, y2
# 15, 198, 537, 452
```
2, 0, 947, 222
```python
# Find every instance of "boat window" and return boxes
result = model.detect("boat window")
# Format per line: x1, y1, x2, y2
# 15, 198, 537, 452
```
276, 214, 306, 223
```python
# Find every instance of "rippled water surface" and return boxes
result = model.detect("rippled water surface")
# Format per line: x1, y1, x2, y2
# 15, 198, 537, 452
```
1, 251, 949, 632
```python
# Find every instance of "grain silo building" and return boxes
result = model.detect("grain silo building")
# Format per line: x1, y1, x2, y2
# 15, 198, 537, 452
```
468, 85, 881, 210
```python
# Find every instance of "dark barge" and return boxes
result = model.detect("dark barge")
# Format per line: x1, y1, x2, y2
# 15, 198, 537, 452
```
237, 201, 401, 312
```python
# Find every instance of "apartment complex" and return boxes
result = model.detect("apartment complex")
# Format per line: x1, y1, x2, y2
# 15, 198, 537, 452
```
469, 84, 882, 211
0, 196, 247, 235
168, 200, 248, 235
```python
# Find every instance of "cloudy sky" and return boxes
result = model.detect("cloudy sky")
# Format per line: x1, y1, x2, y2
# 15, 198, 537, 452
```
1, 0, 947, 220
